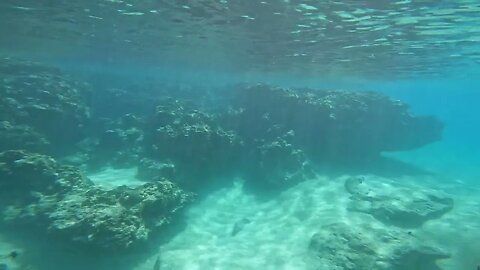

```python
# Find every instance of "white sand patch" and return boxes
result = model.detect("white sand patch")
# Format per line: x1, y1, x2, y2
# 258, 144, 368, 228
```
133, 175, 480, 270
87, 167, 145, 190
135, 176, 375, 270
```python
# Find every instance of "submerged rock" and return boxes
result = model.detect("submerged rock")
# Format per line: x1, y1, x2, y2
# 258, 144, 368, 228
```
0, 58, 91, 154
136, 158, 176, 182
244, 134, 315, 189
89, 113, 145, 168
228, 84, 443, 161
345, 176, 454, 228
308, 223, 449, 270
0, 121, 50, 153
0, 150, 193, 252
144, 100, 244, 188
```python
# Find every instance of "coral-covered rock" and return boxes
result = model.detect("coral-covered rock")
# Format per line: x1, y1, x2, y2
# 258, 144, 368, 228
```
229, 84, 443, 160
0, 58, 91, 154
345, 176, 454, 228
308, 223, 449, 270
89, 113, 145, 168
0, 150, 87, 195
0, 121, 50, 152
144, 100, 244, 188
42, 181, 193, 252
0, 150, 193, 252
136, 158, 176, 182
244, 134, 315, 189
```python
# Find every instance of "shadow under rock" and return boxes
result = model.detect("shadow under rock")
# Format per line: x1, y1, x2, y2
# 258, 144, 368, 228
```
240, 155, 433, 202
314, 154, 433, 178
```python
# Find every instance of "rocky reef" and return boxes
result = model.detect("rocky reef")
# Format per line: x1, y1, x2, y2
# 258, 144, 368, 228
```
345, 176, 454, 228
0, 150, 193, 253
228, 84, 443, 161
0, 58, 91, 154
143, 100, 244, 189
242, 133, 315, 189
0, 59, 444, 191
308, 222, 449, 270
0, 59, 456, 269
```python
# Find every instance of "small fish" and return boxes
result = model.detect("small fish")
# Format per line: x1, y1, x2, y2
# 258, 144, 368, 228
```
231, 218, 252, 236
153, 256, 160, 270
0, 251, 18, 260
7, 251, 17, 260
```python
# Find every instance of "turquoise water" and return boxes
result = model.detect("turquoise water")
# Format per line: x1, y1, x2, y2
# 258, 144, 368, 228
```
1, 1, 480, 270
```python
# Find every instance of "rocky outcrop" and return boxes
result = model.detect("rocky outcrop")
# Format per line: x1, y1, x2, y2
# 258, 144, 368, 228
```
345, 176, 454, 228
144, 100, 244, 188
0, 58, 91, 154
308, 223, 449, 270
0, 121, 50, 153
0, 63, 445, 193
228, 84, 443, 160
89, 113, 145, 168
244, 133, 315, 189
136, 157, 176, 182
0, 150, 193, 252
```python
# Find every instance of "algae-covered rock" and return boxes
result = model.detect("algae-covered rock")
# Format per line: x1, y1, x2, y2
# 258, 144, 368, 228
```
0, 150, 193, 252
44, 181, 193, 252
136, 158, 176, 182
90, 113, 145, 168
345, 176, 454, 228
229, 84, 443, 160
244, 134, 315, 189
308, 223, 449, 270
0, 150, 87, 195
0, 58, 91, 154
144, 99, 244, 188
0, 121, 50, 152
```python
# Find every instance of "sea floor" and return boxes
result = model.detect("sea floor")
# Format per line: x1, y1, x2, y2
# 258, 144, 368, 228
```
131, 174, 480, 270
1, 168, 479, 270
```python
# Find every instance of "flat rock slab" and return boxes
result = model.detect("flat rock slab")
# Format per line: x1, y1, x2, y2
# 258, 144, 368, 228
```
345, 176, 454, 228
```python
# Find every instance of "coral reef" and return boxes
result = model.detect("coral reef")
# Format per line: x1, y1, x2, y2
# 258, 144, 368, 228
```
0, 59, 444, 192
144, 100, 244, 188
243, 133, 315, 189
345, 176, 454, 228
136, 158, 176, 182
308, 223, 449, 270
228, 84, 443, 160
90, 113, 145, 168
0, 150, 193, 252
0, 58, 91, 154
0, 121, 49, 153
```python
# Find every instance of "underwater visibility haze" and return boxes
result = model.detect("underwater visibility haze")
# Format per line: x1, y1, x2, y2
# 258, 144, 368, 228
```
0, 1, 480, 269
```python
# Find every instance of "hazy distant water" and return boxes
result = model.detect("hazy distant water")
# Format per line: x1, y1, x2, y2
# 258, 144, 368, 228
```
378, 78, 480, 182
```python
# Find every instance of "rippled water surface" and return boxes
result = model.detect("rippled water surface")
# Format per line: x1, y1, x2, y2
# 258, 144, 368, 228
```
1, 0, 480, 78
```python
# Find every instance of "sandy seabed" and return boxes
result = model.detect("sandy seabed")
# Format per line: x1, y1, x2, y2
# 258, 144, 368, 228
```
130, 174, 480, 270
1, 169, 479, 270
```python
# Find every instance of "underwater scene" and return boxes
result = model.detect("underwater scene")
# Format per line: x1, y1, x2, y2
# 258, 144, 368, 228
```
1, 1, 480, 269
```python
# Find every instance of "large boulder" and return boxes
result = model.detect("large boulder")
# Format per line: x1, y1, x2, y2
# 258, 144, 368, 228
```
308, 223, 449, 270
0, 150, 193, 252
345, 176, 454, 228
243, 133, 315, 189
144, 99, 244, 189
228, 84, 443, 160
